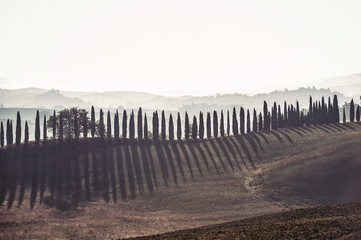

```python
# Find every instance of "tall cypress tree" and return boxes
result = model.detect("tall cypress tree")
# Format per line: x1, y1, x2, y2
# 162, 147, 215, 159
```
321, 97, 325, 124
185, 112, 190, 140
253, 109, 257, 132
144, 113, 148, 140
232, 107, 238, 135
6, 120, 10, 146
239, 107, 244, 134
161, 110, 166, 141
122, 110, 127, 139
52, 110, 56, 139
333, 95, 339, 123
192, 116, 198, 140
272, 102, 277, 129
246, 109, 251, 133
199, 112, 204, 139
284, 101, 288, 128
296, 101, 300, 127
0, 122, 3, 147
259, 113, 263, 132
177, 113, 182, 140
83, 110, 88, 139
16, 111, 21, 145
35, 110, 40, 144
263, 101, 268, 130
327, 97, 332, 123
138, 107, 143, 140
343, 108, 346, 123
309, 96, 313, 124
129, 110, 135, 140
220, 110, 224, 137
43, 115, 47, 141
99, 109, 105, 138
59, 113, 63, 140
227, 110, 230, 136
169, 114, 174, 141
74, 111, 79, 140
24, 121, 29, 144
114, 110, 119, 139
277, 105, 282, 129
107, 110, 112, 140
350, 99, 355, 122
91, 106, 95, 137
213, 111, 218, 138
356, 106, 360, 122
206, 112, 211, 138
153, 111, 159, 141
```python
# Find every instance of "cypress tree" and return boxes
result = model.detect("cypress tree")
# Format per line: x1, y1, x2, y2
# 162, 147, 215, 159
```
6, 120, 10, 145
144, 113, 148, 140
74, 111, 79, 140
350, 99, 355, 122
206, 112, 211, 138
232, 107, 238, 135
43, 115, 47, 141
129, 110, 135, 140
284, 101, 288, 128
59, 113, 63, 140
91, 106, 95, 137
185, 112, 190, 140
253, 109, 257, 132
99, 109, 105, 138
327, 97, 332, 123
114, 110, 119, 139
161, 110, 166, 141
213, 111, 218, 138
138, 107, 143, 140
35, 110, 40, 144
83, 110, 88, 139
239, 107, 244, 134
296, 101, 300, 127
277, 105, 282, 129
16, 111, 21, 145
192, 116, 198, 139
272, 102, 277, 129
169, 114, 174, 141
0, 122, 4, 147
122, 110, 127, 139
153, 111, 159, 141
227, 110, 230, 136
24, 121, 29, 144
343, 108, 346, 123
333, 95, 339, 123
220, 110, 224, 137
177, 113, 182, 140
259, 113, 263, 132
52, 110, 56, 139
107, 110, 112, 140
321, 97, 325, 124
356, 106, 360, 122
263, 101, 268, 130
246, 109, 251, 133
199, 112, 204, 139
10, 121, 13, 144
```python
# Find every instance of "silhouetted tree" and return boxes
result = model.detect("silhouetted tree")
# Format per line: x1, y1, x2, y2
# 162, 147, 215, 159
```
263, 101, 268, 130
246, 109, 251, 133
272, 102, 277, 129
43, 115, 47, 142
74, 112, 79, 141
114, 110, 119, 139
206, 112, 211, 138
24, 121, 29, 144
213, 111, 218, 138
107, 110, 112, 140
333, 95, 339, 123
99, 109, 105, 138
153, 111, 159, 141
138, 107, 143, 140
327, 97, 332, 123
185, 112, 190, 140
253, 109, 257, 132
177, 113, 182, 140
356, 106, 360, 122
277, 105, 282, 128
192, 116, 198, 139
227, 110, 230, 136
296, 101, 300, 127
199, 112, 204, 139
169, 114, 174, 141
122, 110, 127, 139
239, 107, 244, 134
232, 107, 238, 135
284, 101, 288, 127
35, 110, 40, 144
343, 108, 346, 123
16, 111, 21, 145
59, 113, 63, 140
309, 96, 313, 122
129, 110, 135, 140
350, 99, 355, 122
6, 120, 10, 145
161, 110, 166, 141
144, 113, 148, 140
220, 110, 224, 137
91, 106, 96, 137
258, 113, 263, 132
52, 111, 56, 139
0, 122, 4, 147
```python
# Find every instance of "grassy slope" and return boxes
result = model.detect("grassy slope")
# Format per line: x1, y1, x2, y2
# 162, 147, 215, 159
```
1, 122, 361, 239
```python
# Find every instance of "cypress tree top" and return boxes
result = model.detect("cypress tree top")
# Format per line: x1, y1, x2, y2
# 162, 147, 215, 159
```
35, 110, 40, 144
15, 111, 21, 145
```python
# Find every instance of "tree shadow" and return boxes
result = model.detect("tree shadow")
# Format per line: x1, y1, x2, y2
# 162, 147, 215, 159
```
267, 130, 283, 143
208, 140, 228, 172
249, 133, 265, 152
316, 125, 334, 133
39, 147, 47, 205
170, 142, 186, 182
18, 145, 28, 207
243, 134, 260, 159
162, 143, 178, 186
130, 144, 144, 194
256, 132, 269, 144
287, 128, 304, 136
178, 143, 194, 179
320, 124, 338, 133
124, 145, 136, 198
234, 136, 256, 170
7, 148, 17, 209
83, 149, 91, 201
332, 123, 347, 131
214, 138, 234, 171
201, 141, 220, 175
194, 141, 209, 171
138, 144, 154, 194
343, 123, 356, 130
145, 143, 158, 188
327, 123, 344, 132
30, 147, 38, 209
73, 148, 82, 205
301, 126, 313, 133
228, 137, 249, 171
221, 137, 242, 171
100, 146, 110, 203
310, 125, 330, 134
276, 130, 294, 145
154, 142, 169, 187
186, 142, 203, 175
107, 145, 117, 202
115, 145, 127, 199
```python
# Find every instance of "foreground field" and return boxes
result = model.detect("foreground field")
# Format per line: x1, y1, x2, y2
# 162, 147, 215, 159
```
1, 122, 361, 239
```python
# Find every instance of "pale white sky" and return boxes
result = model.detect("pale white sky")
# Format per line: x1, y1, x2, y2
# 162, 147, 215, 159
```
0, 0, 360, 95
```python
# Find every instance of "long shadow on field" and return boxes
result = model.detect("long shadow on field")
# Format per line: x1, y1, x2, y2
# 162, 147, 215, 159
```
39, 147, 47, 205
100, 146, 110, 203
139, 144, 154, 194
82, 148, 91, 201
276, 130, 294, 145
154, 142, 169, 187
228, 137, 250, 171
221, 137, 242, 171
0, 151, 7, 206
201, 141, 220, 175
208, 139, 228, 172
249, 133, 265, 152
287, 128, 304, 136
116, 146, 127, 199
243, 134, 260, 159
91, 149, 100, 194
18, 145, 28, 207
7, 149, 17, 209
343, 123, 356, 130
187, 142, 203, 175
235, 136, 256, 170
130, 144, 144, 194
73, 150, 82, 205
162, 143, 178, 186
310, 125, 330, 134
302, 126, 313, 133
332, 123, 348, 131
145, 143, 158, 188
320, 124, 338, 133
30, 147, 38, 209
124, 145, 136, 198
267, 131, 283, 143
108, 146, 117, 202
215, 138, 234, 171
194, 141, 209, 171
178, 143, 194, 179
327, 123, 344, 132
169, 142, 186, 182
256, 132, 269, 144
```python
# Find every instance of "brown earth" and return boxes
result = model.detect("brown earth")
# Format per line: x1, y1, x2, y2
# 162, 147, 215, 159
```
1, 122, 361, 239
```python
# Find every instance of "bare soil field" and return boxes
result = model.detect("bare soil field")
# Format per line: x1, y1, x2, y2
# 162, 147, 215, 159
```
1, 122, 361, 239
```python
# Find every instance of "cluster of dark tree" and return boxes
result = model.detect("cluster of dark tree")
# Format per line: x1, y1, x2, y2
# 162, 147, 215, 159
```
1, 95, 361, 148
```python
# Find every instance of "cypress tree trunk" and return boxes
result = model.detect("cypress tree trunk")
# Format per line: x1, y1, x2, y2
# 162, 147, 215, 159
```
253, 109, 257, 132
185, 112, 189, 140
259, 113, 263, 132
246, 109, 251, 133
107, 110, 112, 140
206, 112, 211, 138
114, 110, 119, 139
25, 121, 29, 143
161, 110, 166, 141
16, 111, 21, 145
232, 107, 238, 135
350, 99, 355, 122
144, 113, 148, 140
220, 110, 224, 137
91, 106, 95, 137
122, 110, 127, 139
0, 122, 4, 147
177, 113, 182, 140
227, 110, 230, 136
192, 116, 197, 140
333, 95, 339, 123
199, 112, 204, 139
213, 111, 218, 138
35, 110, 40, 144
263, 101, 268, 130
138, 107, 143, 140
99, 109, 105, 138
169, 114, 174, 141
239, 107, 244, 134
343, 108, 346, 123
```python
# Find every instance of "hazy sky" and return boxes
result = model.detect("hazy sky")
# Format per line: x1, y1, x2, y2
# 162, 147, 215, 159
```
0, 0, 360, 95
